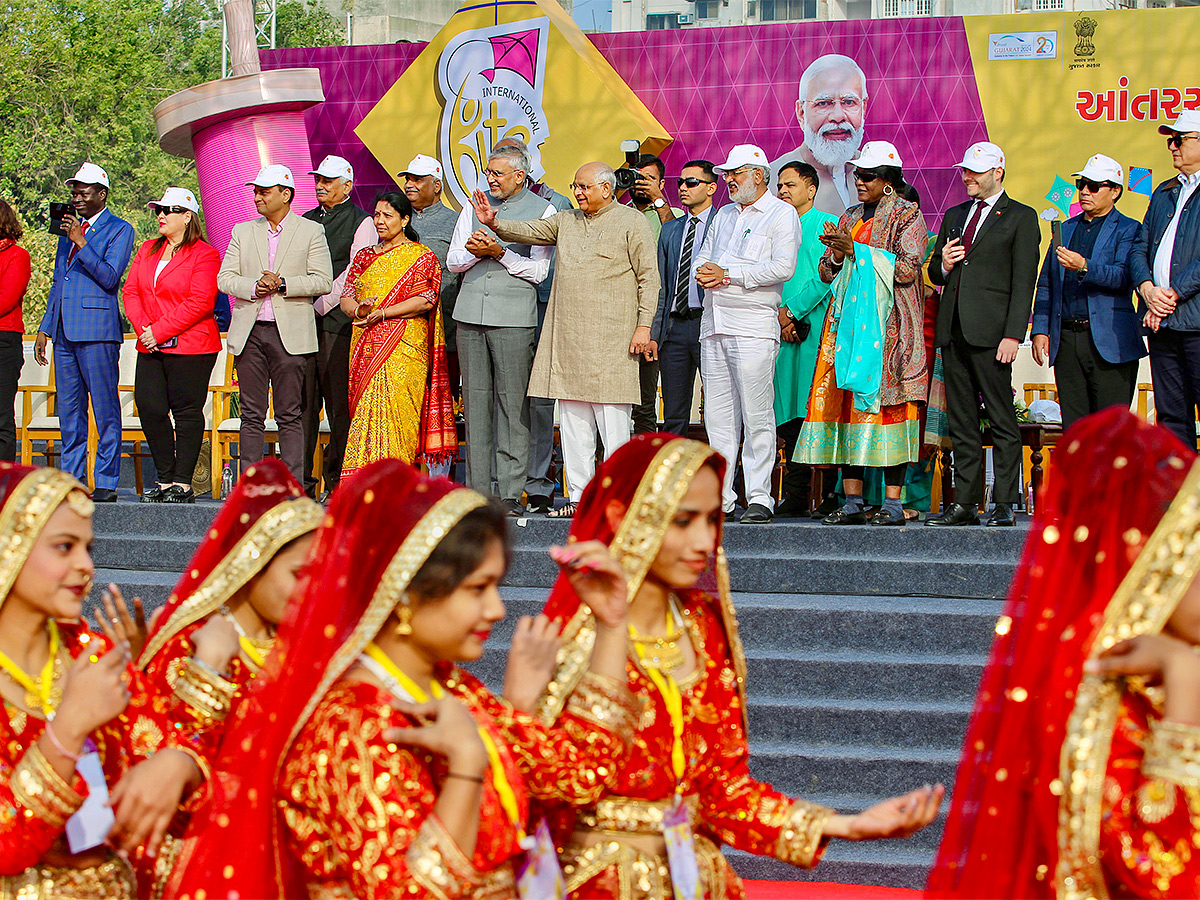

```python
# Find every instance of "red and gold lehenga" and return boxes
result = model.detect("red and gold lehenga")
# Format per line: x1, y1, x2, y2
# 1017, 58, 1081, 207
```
0, 465, 201, 899
165, 459, 639, 900
928, 407, 1200, 899
136, 459, 322, 894
537, 434, 833, 900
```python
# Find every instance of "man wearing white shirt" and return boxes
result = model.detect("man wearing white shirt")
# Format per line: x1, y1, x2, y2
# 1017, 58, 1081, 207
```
1131, 110, 1200, 449
449, 144, 554, 514
695, 144, 801, 523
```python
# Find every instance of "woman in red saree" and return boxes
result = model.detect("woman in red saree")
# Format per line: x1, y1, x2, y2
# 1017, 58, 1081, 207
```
528, 433, 943, 899
165, 458, 641, 899
136, 458, 322, 892
340, 192, 456, 476
0, 464, 206, 898
928, 407, 1200, 899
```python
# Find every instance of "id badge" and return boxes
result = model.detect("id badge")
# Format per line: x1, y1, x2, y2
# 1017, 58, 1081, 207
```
517, 819, 564, 900
662, 795, 701, 900
65, 740, 115, 853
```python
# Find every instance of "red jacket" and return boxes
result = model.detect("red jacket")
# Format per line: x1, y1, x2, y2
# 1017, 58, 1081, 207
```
0, 242, 29, 334
122, 239, 221, 354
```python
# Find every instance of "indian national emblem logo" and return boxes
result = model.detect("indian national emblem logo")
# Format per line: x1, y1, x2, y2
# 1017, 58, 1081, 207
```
1073, 16, 1097, 58
436, 18, 552, 209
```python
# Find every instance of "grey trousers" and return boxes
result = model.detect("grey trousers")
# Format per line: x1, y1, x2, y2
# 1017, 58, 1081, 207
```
236, 321, 309, 483
458, 322, 535, 501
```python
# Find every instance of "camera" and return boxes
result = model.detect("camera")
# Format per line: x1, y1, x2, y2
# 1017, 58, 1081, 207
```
613, 139, 642, 192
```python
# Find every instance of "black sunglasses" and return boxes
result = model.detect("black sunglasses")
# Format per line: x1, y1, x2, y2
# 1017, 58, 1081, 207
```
853, 171, 881, 184
677, 177, 716, 188
1166, 133, 1199, 150
150, 205, 190, 215
1074, 178, 1115, 193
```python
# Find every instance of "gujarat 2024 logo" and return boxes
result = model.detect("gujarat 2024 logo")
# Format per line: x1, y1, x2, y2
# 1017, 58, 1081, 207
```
436, 18, 552, 210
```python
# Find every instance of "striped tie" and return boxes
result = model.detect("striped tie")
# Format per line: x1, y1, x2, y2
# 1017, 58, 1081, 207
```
674, 216, 699, 315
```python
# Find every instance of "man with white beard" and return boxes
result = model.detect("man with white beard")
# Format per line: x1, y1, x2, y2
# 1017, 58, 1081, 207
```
770, 53, 868, 216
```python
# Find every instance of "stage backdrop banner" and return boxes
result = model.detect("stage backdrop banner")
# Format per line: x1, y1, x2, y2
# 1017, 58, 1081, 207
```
263, 6, 1196, 233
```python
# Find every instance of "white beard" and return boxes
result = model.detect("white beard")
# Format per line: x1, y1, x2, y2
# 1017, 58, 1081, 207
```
729, 179, 760, 205
804, 121, 865, 169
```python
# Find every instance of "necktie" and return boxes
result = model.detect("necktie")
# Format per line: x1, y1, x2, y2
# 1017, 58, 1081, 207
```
674, 216, 699, 315
67, 220, 89, 265
960, 200, 986, 254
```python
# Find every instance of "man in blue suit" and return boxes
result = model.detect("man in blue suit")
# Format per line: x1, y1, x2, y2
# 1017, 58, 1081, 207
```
649, 160, 718, 437
35, 163, 134, 501
1032, 154, 1144, 428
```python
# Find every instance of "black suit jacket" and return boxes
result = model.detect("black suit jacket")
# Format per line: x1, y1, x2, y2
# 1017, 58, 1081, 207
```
650, 210, 715, 346
929, 192, 1041, 349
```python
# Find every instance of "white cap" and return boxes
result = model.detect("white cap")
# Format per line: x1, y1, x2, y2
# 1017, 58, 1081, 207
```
146, 187, 200, 214
714, 144, 770, 174
309, 155, 353, 180
1071, 154, 1123, 186
397, 154, 443, 180
66, 162, 110, 188
956, 142, 1006, 173
1159, 109, 1200, 136
246, 165, 295, 189
854, 141, 904, 171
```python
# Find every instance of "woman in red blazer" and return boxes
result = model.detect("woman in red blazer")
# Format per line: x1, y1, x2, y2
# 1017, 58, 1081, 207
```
122, 187, 221, 504
0, 200, 27, 463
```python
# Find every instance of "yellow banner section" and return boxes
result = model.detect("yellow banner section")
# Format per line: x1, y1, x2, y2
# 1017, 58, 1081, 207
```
356, 0, 671, 210
964, 8, 1197, 228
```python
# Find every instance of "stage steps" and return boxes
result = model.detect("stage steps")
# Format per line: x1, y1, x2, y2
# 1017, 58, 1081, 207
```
88, 503, 1022, 889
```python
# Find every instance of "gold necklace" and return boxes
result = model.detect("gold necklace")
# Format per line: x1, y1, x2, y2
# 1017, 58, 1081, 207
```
0, 622, 66, 715
219, 607, 275, 669
629, 596, 687, 676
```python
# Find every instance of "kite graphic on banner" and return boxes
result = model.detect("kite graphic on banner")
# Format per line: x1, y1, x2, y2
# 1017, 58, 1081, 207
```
356, 0, 671, 210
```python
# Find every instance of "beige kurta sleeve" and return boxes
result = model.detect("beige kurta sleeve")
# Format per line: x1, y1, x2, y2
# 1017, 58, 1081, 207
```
492, 214, 562, 246
628, 216, 659, 329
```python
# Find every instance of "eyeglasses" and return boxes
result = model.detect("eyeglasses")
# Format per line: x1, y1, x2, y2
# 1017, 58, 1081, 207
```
484, 167, 514, 178
1166, 133, 1199, 150
677, 177, 716, 188
721, 166, 750, 180
1074, 178, 1115, 193
569, 182, 599, 191
150, 206, 190, 215
853, 171, 880, 184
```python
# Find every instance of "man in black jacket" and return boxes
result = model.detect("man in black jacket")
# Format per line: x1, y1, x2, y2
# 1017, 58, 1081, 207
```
1130, 110, 1200, 450
927, 142, 1040, 527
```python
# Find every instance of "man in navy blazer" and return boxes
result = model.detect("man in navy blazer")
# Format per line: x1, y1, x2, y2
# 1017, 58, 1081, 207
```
649, 160, 718, 437
35, 163, 135, 501
1032, 154, 1145, 428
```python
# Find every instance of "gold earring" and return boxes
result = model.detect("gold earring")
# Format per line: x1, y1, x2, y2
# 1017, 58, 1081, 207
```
395, 604, 412, 637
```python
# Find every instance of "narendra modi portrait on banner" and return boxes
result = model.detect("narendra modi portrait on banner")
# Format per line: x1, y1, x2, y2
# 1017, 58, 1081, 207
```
770, 53, 869, 216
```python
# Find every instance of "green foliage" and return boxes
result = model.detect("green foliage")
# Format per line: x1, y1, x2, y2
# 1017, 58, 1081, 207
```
0, 0, 341, 331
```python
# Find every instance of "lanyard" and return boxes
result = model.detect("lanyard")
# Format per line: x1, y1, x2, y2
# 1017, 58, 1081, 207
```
629, 601, 687, 785
220, 608, 271, 669
361, 643, 524, 837
0, 621, 61, 716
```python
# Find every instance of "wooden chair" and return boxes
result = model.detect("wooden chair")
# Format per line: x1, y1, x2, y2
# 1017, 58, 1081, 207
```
115, 337, 151, 495
19, 340, 60, 469
1022, 383, 1058, 405
1135, 382, 1154, 422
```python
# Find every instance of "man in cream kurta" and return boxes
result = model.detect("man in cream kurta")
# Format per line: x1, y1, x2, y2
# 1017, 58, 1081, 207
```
471, 161, 659, 511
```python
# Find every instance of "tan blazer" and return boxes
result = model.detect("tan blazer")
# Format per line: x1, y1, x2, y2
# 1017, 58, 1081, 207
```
218, 211, 333, 356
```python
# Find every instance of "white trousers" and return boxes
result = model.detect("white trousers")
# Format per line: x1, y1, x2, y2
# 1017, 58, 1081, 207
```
700, 334, 778, 511
558, 400, 632, 501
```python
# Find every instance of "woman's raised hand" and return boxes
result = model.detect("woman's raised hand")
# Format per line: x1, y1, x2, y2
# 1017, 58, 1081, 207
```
94, 585, 147, 661
502, 614, 560, 712
384, 696, 488, 774
54, 643, 132, 741
824, 784, 944, 841
550, 541, 629, 629
190, 616, 240, 673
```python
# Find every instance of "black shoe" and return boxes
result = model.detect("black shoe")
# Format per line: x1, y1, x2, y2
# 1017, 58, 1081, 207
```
870, 507, 907, 526
91, 488, 118, 503
502, 499, 526, 517
822, 506, 868, 525
140, 485, 168, 503
525, 495, 552, 515
774, 496, 809, 518
811, 495, 839, 519
986, 503, 1016, 527
925, 503, 980, 526
162, 485, 195, 504
740, 503, 773, 524
724, 509, 737, 523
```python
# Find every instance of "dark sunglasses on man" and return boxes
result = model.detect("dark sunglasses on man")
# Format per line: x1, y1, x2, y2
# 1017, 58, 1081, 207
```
1074, 178, 1117, 193
150, 205, 190, 215
1166, 133, 1199, 150
677, 177, 715, 188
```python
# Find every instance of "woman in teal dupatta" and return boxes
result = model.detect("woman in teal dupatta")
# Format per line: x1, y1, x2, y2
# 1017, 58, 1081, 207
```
795, 141, 930, 527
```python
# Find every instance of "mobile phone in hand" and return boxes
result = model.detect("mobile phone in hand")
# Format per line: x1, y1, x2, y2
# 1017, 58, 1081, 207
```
48, 202, 71, 236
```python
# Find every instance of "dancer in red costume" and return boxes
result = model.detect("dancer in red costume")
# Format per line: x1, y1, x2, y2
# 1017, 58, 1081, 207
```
528, 433, 943, 899
165, 459, 641, 899
929, 407, 1200, 899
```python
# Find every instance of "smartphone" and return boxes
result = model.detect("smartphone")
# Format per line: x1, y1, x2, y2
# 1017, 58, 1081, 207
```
1050, 219, 1063, 250
158, 336, 178, 350
48, 202, 71, 236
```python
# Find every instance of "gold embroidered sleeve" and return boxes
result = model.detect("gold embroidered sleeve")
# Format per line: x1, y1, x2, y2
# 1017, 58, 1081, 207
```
11, 743, 85, 828
407, 814, 484, 899
172, 657, 237, 724
1143, 718, 1200, 788
563, 671, 641, 740
774, 798, 834, 869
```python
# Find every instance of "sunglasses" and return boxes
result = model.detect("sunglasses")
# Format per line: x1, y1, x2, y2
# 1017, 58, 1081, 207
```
1074, 178, 1115, 193
853, 171, 881, 184
1166, 133, 1199, 150
677, 177, 716, 188
150, 205, 190, 215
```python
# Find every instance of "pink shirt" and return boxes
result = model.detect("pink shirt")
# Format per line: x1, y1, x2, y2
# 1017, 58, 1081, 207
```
257, 220, 284, 323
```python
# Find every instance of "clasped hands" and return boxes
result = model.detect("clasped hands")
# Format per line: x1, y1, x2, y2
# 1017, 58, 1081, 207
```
353, 296, 386, 328
818, 221, 855, 263
465, 229, 503, 259
1141, 283, 1179, 333
254, 270, 283, 299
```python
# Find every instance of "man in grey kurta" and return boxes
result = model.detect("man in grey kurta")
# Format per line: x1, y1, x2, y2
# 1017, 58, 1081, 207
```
471, 161, 659, 512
